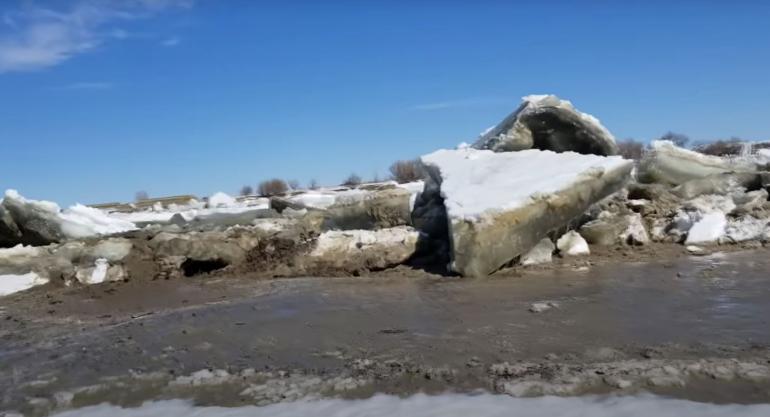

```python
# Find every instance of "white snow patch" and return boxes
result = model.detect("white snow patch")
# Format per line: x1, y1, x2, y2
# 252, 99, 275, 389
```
207, 192, 237, 208
685, 212, 727, 245
0, 272, 48, 296
3, 190, 136, 238
48, 393, 770, 417
420, 148, 630, 220
557, 231, 590, 256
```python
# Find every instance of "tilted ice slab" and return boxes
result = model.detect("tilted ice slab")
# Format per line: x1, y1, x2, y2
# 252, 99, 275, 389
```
473, 94, 618, 156
2, 190, 137, 244
421, 148, 632, 277
639, 141, 759, 186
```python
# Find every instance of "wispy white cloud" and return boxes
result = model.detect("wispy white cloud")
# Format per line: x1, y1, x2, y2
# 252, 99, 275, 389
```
57, 81, 113, 90
160, 36, 180, 47
0, 1, 193, 73
410, 97, 510, 111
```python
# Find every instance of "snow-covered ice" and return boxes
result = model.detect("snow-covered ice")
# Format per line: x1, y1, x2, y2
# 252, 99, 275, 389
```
48, 393, 770, 417
421, 148, 630, 220
0, 271, 48, 296
685, 212, 727, 245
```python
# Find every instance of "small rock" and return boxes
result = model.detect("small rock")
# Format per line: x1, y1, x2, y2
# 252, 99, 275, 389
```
685, 245, 707, 255
529, 301, 559, 313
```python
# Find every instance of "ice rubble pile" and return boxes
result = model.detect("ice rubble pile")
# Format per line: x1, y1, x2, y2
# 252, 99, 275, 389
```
3, 93, 770, 295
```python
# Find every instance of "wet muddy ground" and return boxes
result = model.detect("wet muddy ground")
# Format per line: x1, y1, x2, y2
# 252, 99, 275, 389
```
2, 245, 770, 415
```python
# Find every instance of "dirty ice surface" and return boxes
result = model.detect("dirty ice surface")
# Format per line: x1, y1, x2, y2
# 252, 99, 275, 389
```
50, 393, 770, 417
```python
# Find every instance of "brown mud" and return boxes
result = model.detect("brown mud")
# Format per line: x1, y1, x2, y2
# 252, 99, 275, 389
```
2, 243, 770, 415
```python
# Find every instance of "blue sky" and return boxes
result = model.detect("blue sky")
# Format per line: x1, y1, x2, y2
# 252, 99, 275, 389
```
1, 0, 769, 205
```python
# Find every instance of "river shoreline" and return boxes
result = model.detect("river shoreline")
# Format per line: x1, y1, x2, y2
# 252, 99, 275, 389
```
3, 246, 770, 415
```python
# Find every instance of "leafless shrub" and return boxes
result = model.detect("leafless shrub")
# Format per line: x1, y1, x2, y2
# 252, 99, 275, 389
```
617, 138, 645, 160
308, 179, 320, 190
693, 138, 743, 156
342, 173, 362, 187
258, 179, 289, 196
389, 159, 424, 183
240, 185, 253, 196
135, 191, 149, 202
659, 132, 690, 148
288, 180, 300, 190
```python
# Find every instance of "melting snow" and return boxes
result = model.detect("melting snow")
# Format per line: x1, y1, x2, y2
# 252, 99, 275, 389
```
0, 271, 48, 296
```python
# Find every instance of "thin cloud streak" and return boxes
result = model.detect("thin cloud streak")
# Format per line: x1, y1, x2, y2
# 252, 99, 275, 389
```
161, 36, 180, 47
410, 97, 511, 111
57, 81, 114, 90
0, 1, 193, 73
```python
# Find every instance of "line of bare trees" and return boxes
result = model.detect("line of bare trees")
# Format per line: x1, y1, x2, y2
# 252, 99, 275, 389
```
617, 132, 761, 160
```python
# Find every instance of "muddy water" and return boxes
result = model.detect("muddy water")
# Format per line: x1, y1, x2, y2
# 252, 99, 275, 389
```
49, 394, 770, 417
2, 249, 770, 414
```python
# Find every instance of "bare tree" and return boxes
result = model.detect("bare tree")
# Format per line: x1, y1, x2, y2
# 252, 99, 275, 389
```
240, 185, 253, 196
135, 190, 149, 202
257, 179, 289, 196
308, 179, 320, 190
389, 159, 424, 183
341, 173, 362, 187
659, 132, 690, 148
288, 179, 300, 190
616, 138, 645, 160
693, 138, 744, 156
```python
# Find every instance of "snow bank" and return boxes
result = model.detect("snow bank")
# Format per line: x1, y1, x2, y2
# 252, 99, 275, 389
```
49, 393, 770, 417
421, 148, 630, 220
0, 271, 48, 296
